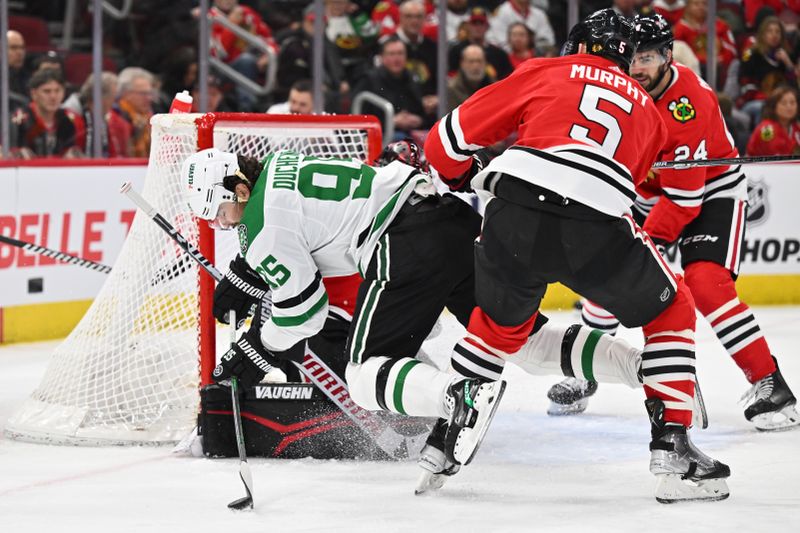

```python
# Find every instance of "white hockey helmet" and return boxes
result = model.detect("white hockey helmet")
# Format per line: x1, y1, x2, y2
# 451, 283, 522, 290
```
182, 148, 240, 222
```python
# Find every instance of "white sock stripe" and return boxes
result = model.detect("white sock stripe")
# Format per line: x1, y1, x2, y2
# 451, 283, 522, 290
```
451, 356, 503, 381
647, 381, 695, 406
643, 340, 696, 352
464, 332, 515, 358
582, 300, 615, 317
646, 329, 695, 340
456, 341, 506, 368
662, 401, 693, 411
705, 297, 740, 324
727, 334, 763, 356
712, 310, 754, 334
641, 356, 696, 369
717, 322, 759, 346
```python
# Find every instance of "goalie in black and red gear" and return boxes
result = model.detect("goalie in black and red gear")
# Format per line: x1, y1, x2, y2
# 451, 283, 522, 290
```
550, 12, 799, 432
424, 8, 731, 502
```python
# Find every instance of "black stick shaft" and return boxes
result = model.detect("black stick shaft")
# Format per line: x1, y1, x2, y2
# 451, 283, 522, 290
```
120, 182, 223, 281
0, 234, 112, 273
653, 154, 800, 169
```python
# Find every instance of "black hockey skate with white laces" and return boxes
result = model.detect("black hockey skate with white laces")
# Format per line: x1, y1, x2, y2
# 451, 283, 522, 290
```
444, 378, 506, 466
742, 357, 799, 431
415, 418, 461, 495
546, 377, 598, 416
646, 398, 730, 503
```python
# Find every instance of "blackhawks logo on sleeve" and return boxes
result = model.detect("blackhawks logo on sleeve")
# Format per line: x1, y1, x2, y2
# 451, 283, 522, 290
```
668, 96, 696, 123
760, 124, 775, 141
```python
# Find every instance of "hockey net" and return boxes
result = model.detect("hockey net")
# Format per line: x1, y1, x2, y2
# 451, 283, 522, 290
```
5, 112, 382, 445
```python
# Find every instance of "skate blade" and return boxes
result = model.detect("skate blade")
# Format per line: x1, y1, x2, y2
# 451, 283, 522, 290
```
752, 404, 800, 432
414, 469, 447, 495
654, 474, 730, 504
547, 398, 589, 416
452, 380, 507, 466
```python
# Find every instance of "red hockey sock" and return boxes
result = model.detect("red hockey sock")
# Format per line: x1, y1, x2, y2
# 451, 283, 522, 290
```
684, 261, 775, 383
642, 277, 696, 427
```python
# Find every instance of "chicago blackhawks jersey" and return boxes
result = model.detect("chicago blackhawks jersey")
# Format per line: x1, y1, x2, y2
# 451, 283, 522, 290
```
425, 54, 667, 218
635, 62, 747, 244
238, 150, 426, 351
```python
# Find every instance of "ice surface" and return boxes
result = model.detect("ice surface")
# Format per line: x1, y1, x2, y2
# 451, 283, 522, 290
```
1, 308, 799, 532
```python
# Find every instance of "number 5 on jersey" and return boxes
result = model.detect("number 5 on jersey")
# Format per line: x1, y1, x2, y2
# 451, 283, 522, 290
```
569, 85, 634, 156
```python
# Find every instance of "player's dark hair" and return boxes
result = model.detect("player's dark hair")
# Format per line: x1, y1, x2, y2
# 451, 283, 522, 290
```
222, 155, 263, 193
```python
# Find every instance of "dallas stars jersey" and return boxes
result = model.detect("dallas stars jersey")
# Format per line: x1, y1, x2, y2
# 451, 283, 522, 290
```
239, 150, 426, 352
425, 54, 667, 218
635, 62, 746, 244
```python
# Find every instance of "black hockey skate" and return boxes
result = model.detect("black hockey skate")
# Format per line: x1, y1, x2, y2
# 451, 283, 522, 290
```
546, 378, 598, 416
415, 418, 461, 495
646, 398, 730, 503
742, 357, 799, 431
444, 378, 506, 466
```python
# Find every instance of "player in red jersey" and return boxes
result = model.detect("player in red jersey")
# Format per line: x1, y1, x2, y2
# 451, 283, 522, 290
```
424, 9, 730, 502
548, 13, 798, 433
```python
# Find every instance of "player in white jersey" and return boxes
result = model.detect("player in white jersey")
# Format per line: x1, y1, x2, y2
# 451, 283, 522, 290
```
181, 145, 507, 474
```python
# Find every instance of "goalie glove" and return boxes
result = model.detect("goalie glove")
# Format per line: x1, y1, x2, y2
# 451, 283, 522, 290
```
213, 255, 270, 328
439, 150, 490, 193
212, 327, 276, 388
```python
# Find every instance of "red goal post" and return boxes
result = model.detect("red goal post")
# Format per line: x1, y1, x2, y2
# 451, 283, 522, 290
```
194, 113, 383, 388
4, 112, 382, 445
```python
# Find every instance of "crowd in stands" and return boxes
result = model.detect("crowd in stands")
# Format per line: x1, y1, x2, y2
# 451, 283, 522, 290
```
5, 0, 800, 159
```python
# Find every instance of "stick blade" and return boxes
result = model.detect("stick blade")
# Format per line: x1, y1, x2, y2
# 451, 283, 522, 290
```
227, 495, 253, 510
227, 462, 254, 510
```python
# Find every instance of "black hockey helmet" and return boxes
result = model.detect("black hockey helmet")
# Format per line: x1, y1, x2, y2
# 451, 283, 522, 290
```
376, 138, 429, 173
564, 9, 636, 71
634, 13, 674, 55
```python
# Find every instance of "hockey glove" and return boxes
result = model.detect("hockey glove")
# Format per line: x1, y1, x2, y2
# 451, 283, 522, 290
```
212, 327, 277, 388
440, 150, 490, 193
213, 255, 270, 328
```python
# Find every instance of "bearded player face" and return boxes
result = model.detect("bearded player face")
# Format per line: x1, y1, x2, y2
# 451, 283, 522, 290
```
629, 50, 669, 92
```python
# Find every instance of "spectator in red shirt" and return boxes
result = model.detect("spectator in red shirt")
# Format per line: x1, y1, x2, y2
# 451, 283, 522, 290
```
208, 0, 276, 111
506, 21, 536, 70
11, 69, 84, 159
747, 85, 800, 154
653, 0, 686, 26
743, 0, 800, 30
674, 0, 738, 87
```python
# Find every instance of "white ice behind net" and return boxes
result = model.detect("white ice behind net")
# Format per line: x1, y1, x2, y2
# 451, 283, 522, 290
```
5, 113, 377, 445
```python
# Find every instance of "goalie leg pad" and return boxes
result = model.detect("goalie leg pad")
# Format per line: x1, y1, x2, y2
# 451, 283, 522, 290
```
346, 358, 454, 418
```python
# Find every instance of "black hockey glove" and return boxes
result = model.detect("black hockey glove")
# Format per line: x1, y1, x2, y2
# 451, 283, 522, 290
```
212, 327, 277, 388
440, 150, 490, 193
213, 255, 270, 328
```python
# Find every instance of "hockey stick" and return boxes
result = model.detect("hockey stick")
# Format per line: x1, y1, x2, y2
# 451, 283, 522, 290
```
653, 153, 800, 169
120, 182, 417, 459
119, 183, 223, 280
227, 311, 255, 511
0, 234, 111, 273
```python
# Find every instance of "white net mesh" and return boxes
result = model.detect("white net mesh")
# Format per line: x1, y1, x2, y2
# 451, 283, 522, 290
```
5, 113, 380, 445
